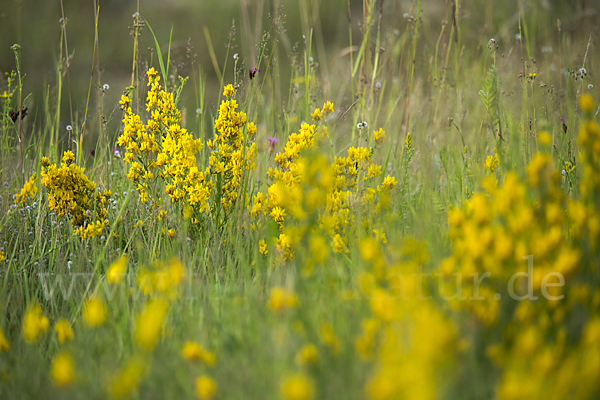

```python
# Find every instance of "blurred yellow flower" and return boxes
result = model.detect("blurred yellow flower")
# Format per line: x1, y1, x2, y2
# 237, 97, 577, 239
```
281, 373, 313, 400
295, 344, 319, 366
538, 131, 552, 146
107, 256, 128, 284
111, 358, 145, 398
51, 352, 75, 387
22, 304, 49, 343
54, 319, 74, 344
182, 341, 216, 366
580, 94, 594, 112
83, 297, 107, 327
135, 299, 168, 350
0, 327, 9, 352
267, 287, 298, 314
320, 322, 340, 354
196, 375, 217, 399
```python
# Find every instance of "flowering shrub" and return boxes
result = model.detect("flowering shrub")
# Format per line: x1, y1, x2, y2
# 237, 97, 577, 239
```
40, 151, 110, 239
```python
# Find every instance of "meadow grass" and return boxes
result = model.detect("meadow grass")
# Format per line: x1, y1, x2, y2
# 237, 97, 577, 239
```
0, 1, 599, 399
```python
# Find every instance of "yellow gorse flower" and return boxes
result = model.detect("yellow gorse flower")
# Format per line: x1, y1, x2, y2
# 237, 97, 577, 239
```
374, 128, 386, 143
83, 297, 107, 327
22, 304, 49, 343
106, 256, 128, 284
136, 257, 186, 297
40, 150, 110, 239
51, 352, 75, 387
196, 375, 217, 399
182, 341, 216, 365
111, 357, 145, 398
295, 344, 319, 366
267, 287, 298, 314
485, 147, 500, 173
135, 299, 168, 350
15, 173, 38, 203
281, 373, 313, 400
54, 319, 74, 344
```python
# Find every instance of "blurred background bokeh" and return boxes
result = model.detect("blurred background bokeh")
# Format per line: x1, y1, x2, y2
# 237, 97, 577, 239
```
0, 0, 597, 154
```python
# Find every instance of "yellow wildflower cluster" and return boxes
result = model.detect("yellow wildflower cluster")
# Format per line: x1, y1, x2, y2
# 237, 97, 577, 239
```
54, 319, 74, 344
182, 341, 216, 365
40, 151, 110, 239
135, 299, 168, 350
15, 173, 37, 203
267, 287, 298, 314
281, 373, 314, 400
118, 68, 210, 211
208, 84, 257, 214
251, 109, 396, 261
438, 95, 600, 398
21, 304, 49, 343
83, 297, 107, 327
196, 375, 217, 399
136, 257, 186, 298
485, 147, 500, 173
310, 100, 334, 121
357, 239, 456, 400
373, 128, 386, 143
51, 352, 75, 387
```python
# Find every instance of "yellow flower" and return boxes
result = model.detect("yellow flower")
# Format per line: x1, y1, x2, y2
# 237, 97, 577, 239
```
15, 173, 38, 204
580, 94, 594, 112
119, 94, 131, 110
135, 299, 168, 350
331, 234, 346, 254
322, 101, 334, 115
54, 319, 74, 344
271, 206, 286, 223
310, 108, 323, 121
182, 341, 216, 366
22, 304, 49, 343
374, 128, 386, 143
83, 297, 107, 327
360, 237, 381, 263
223, 84, 236, 97
308, 235, 328, 264
538, 131, 552, 146
196, 376, 217, 399
405, 132, 412, 150
51, 352, 75, 387
267, 287, 298, 314
106, 256, 128, 284
485, 148, 500, 173
0, 327, 9, 352
111, 357, 145, 398
295, 344, 319, 366
380, 176, 397, 190
281, 373, 313, 400
259, 239, 269, 256
320, 322, 340, 354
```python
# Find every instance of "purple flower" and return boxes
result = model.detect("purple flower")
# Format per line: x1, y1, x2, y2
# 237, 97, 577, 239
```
267, 137, 278, 145
249, 67, 261, 80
